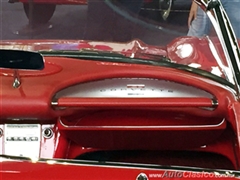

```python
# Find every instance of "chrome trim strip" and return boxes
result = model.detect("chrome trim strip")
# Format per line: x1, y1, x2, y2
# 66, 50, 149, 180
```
0, 154, 239, 175
51, 101, 58, 106
58, 118, 225, 129
211, 99, 218, 107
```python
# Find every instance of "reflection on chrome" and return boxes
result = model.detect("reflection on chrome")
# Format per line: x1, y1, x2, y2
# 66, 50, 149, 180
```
188, 63, 201, 68
46, 160, 57, 165
211, 66, 223, 77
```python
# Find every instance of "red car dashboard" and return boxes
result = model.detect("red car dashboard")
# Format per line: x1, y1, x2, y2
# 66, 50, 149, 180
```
0, 39, 240, 172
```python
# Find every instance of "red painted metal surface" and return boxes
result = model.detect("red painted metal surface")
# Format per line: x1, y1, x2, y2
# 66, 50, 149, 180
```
0, 38, 240, 174
0, 159, 238, 180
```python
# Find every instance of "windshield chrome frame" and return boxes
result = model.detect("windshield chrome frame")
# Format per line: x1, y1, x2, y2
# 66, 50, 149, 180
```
195, 0, 240, 99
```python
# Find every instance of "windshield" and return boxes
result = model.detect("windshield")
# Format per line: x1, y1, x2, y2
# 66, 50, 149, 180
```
1, 0, 240, 90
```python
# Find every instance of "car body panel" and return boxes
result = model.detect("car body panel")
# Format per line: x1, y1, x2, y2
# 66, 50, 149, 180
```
2, 0, 240, 178
1, 157, 239, 180
0, 37, 240, 171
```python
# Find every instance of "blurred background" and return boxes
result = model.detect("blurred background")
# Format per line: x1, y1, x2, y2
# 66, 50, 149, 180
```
0, 0, 192, 45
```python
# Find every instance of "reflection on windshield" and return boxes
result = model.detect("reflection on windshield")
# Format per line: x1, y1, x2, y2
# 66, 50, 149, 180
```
2, 0, 192, 43
1, 0, 240, 86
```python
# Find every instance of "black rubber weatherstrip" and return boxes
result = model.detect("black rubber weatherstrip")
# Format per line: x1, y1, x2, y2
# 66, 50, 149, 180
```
0, 155, 239, 177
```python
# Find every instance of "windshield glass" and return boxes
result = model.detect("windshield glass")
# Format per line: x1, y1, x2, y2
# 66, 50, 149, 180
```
1, 0, 240, 88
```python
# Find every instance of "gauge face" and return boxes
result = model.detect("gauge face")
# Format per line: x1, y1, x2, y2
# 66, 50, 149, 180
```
55, 78, 213, 98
